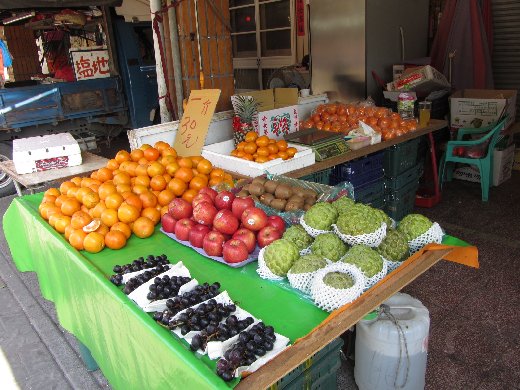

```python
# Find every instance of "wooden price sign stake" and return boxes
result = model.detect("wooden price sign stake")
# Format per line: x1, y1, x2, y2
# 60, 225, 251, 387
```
174, 89, 221, 156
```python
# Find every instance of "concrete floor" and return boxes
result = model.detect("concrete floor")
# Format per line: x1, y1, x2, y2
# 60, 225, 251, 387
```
0, 132, 518, 389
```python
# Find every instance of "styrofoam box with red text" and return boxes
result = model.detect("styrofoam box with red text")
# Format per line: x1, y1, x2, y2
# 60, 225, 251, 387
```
202, 139, 315, 178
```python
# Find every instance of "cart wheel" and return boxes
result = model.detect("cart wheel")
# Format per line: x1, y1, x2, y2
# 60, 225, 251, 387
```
0, 142, 16, 197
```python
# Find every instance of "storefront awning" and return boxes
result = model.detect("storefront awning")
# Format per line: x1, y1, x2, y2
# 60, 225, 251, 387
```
2, 0, 122, 9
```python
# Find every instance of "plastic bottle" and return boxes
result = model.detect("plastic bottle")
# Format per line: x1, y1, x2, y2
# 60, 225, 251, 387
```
354, 293, 430, 390
397, 92, 416, 120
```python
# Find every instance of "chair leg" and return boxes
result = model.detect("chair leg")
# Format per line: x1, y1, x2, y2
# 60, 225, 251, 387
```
479, 161, 491, 202
438, 155, 445, 188
446, 161, 454, 182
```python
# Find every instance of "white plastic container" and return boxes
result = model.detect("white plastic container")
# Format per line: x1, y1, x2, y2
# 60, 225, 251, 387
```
13, 133, 82, 174
355, 293, 430, 390
202, 139, 315, 178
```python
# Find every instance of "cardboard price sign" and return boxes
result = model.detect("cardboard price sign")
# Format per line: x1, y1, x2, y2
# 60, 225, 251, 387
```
174, 89, 221, 156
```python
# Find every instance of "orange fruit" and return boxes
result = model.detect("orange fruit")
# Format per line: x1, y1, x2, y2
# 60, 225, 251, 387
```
140, 143, 152, 150
255, 156, 269, 163
267, 143, 279, 157
160, 205, 169, 216
71, 177, 82, 187
71, 211, 92, 230
96, 168, 113, 182
134, 175, 151, 187
157, 189, 175, 206
113, 172, 131, 186
66, 186, 80, 199
175, 167, 194, 183
189, 176, 208, 191
243, 142, 257, 155
278, 151, 289, 160
64, 224, 75, 240
111, 222, 132, 239
161, 155, 176, 166
236, 141, 246, 151
147, 161, 166, 177
106, 159, 119, 170
41, 194, 57, 204
286, 147, 297, 157
257, 146, 269, 157
150, 175, 167, 191
137, 157, 149, 165
255, 135, 270, 147
69, 229, 87, 250
132, 217, 155, 238
118, 203, 140, 224
115, 150, 131, 164
243, 153, 254, 161
190, 156, 203, 165
123, 193, 143, 211
74, 187, 90, 203
123, 161, 138, 177
83, 218, 102, 233
130, 149, 144, 162
268, 154, 278, 161
48, 212, 64, 228
116, 184, 132, 194
59, 181, 76, 195
98, 182, 117, 200
61, 198, 81, 216
143, 147, 160, 161
90, 201, 107, 219
154, 141, 170, 151
230, 150, 239, 157
196, 159, 213, 174
209, 177, 223, 187
165, 162, 180, 176
276, 140, 288, 151
168, 178, 187, 196
54, 194, 69, 208
134, 164, 148, 177
45, 188, 60, 197
244, 131, 258, 143
139, 191, 158, 208
101, 208, 119, 227
83, 191, 100, 209
132, 184, 149, 195
83, 232, 106, 253
105, 193, 124, 209
178, 157, 193, 169
161, 147, 177, 158
141, 207, 161, 224
54, 215, 71, 234
104, 230, 127, 250
96, 223, 110, 236
182, 189, 198, 203
210, 168, 225, 179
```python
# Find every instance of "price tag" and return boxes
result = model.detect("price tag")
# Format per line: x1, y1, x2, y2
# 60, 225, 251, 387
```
173, 89, 221, 156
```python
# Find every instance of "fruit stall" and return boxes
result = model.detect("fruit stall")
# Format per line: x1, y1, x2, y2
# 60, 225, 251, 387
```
2, 112, 479, 388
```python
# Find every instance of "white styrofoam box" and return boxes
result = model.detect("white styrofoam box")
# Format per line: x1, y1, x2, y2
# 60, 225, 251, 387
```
453, 144, 515, 186
13, 133, 82, 174
202, 139, 315, 178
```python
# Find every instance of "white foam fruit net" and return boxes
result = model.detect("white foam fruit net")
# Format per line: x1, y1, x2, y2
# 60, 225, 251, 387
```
300, 215, 333, 238
299, 246, 312, 256
256, 247, 285, 281
362, 256, 388, 290
310, 263, 366, 312
287, 271, 315, 295
408, 222, 444, 254
383, 257, 404, 274
332, 222, 387, 247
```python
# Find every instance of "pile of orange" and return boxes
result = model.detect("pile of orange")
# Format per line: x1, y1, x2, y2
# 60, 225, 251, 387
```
38, 141, 233, 253
300, 103, 418, 141
230, 132, 298, 163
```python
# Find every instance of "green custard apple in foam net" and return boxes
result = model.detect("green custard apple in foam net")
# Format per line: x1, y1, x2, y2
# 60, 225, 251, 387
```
323, 272, 355, 289
336, 203, 382, 236
263, 239, 300, 277
377, 229, 409, 262
303, 202, 339, 231
289, 254, 328, 274
341, 244, 383, 278
311, 233, 348, 262
397, 213, 433, 241
282, 225, 314, 251
331, 196, 355, 214
374, 208, 392, 229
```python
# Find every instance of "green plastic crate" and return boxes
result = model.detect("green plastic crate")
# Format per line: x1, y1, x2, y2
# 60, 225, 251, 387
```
271, 338, 343, 390
300, 168, 333, 185
385, 180, 419, 221
384, 162, 423, 192
281, 356, 341, 390
383, 137, 421, 176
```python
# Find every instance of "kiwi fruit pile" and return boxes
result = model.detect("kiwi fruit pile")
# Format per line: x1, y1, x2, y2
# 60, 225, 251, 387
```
237, 177, 318, 212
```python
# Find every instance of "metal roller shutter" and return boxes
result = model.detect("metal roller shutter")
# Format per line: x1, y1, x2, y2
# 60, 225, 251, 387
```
492, 0, 520, 120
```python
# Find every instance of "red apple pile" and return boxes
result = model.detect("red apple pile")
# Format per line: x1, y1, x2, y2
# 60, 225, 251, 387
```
161, 187, 286, 264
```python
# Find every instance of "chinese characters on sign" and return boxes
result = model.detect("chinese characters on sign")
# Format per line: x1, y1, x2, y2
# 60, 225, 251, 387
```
70, 50, 110, 80
296, 0, 305, 36
173, 89, 221, 156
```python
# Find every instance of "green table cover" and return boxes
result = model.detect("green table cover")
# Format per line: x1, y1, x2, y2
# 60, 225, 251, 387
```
3, 194, 467, 389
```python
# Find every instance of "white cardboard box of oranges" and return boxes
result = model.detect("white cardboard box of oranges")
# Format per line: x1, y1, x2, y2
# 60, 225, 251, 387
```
202, 132, 315, 178
38, 141, 234, 254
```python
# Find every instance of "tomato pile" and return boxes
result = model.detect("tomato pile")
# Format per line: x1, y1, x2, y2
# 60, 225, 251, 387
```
300, 103, 418, 141
38, 141, 234, 253
230, 132, 298, 163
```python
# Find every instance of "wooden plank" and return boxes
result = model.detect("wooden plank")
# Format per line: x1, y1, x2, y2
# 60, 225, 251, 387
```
236, 247, 452, 389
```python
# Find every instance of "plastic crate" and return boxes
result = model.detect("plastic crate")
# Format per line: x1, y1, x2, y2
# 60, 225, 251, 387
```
364, 196, 385, 210
385, 180, 419, 221
354, 178, 385, 203
337, 151, 384, 177
273, 338, 343, 390
300, 168, 333, 185
383, 137, 421, 176
384, 162, 423, 192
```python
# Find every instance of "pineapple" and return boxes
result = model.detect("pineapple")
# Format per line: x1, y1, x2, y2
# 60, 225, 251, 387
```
233, 96, 260, 145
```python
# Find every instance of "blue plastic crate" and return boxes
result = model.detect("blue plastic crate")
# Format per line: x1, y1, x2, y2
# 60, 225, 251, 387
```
354, 178, 385, 203
333, 152, 384, 187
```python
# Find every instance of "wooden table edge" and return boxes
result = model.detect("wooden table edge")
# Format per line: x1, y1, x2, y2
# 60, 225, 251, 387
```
236, 247, 452, 389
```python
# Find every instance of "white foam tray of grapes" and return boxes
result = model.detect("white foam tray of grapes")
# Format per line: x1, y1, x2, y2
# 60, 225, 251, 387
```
109, 255, 172, 289
161, 229, 259, 268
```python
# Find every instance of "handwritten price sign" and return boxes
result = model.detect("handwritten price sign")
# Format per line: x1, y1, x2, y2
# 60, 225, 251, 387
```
173, 89, 221, 156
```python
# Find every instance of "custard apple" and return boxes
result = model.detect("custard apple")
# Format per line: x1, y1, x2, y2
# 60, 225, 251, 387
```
303, 202, 338, 231
311, 233, 347, 262
341, 245, 383, 277
263, 239, 300, 276
397, 214, 433, 241
289, 254, 327, 274
377, 229, 409, 262
336, 204, 381, 236
323, 272, 354, 289
374, 208, 392, 229
282, 225, 314, 251
332, 196, 355, 214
